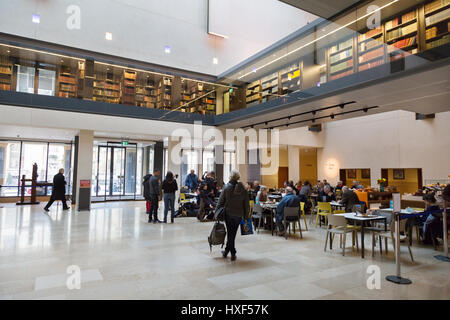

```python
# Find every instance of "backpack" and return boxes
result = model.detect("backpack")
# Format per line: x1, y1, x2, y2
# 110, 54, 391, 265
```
208, 221, 226, 252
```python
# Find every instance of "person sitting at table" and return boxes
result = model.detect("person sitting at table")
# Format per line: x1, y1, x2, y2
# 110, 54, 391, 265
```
341, 186, 360, 212
295, 180, 302, 192
335, 181, 344, 191
276, 187, 300, 236
319, 185, 336, 202
300, 181, 312, 197
252, 180, 260, 199
417, 193, 443, 245
255, 185, 268, 204
198, 182, 215, 221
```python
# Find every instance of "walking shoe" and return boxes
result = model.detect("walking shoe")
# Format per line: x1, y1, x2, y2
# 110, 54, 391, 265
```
63, 207, 70, 211
44, 208, 49, 212
230, 254, 237, 261
221, 250, 228, 258
171, 218, 174, 223
153, 220, 157, 224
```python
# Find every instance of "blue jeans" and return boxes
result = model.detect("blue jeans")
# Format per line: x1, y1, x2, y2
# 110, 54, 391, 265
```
163, 193, 176, 221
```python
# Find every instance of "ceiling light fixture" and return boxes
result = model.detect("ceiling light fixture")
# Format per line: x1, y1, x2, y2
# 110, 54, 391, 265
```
237, 0, 398, 80
312, 110, 316, 115
213, 57, 218, 64
311, 119, 315, 123
340, 104, 345, 109
330, 114, 335, 119
164, 45, 171, 54
105, 32, 113, 41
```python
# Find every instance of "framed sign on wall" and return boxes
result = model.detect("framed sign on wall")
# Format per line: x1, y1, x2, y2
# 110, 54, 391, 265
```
393, 169, 405, 180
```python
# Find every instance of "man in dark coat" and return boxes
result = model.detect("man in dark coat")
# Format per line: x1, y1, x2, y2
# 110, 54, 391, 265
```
341, 186, 360, 212
44, 168, 69, 211
149, 169, 162, 223
143, 173, 152, 214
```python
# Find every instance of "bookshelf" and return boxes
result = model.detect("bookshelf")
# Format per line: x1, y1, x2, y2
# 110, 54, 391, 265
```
93, 74, 120, 104
328, 37, 354, 81
385, 9, 419, 60
261, 72, 279, 103
358, 26, 385, 72
58, 66, 77, 98
136, 77, 156, 108
246, 80, 262, 107
279, 62, 302, 95
157, 76, 172, 110
121, 70, 137, 105
182, 82, 216, 115
424, 0, 450, 49
0, 56, 12, 91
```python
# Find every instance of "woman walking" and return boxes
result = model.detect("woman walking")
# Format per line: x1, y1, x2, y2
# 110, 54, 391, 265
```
215, 169, 249, 261
162, 171, 178, 223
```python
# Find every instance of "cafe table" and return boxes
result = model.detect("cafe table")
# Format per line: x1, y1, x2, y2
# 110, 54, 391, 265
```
333, 212, 387, 258
261, 202, 279, 236
330, 201, 346, 210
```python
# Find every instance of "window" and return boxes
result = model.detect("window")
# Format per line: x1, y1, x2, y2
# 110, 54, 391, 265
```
181, 149, 199, 185
0, 142, 21, 196
203, 149, 215, 174
16, 65, 35, 93
46, 144, 71, 195
37, 68, 56, 96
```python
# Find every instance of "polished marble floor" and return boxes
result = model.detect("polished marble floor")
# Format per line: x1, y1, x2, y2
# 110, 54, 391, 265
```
0, 201, 448, 300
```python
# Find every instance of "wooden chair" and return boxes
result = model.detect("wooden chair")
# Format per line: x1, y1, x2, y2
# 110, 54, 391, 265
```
372, 212, 414, 262
315, 202, 332, 228
324, 214, 359, 256
283, 207, 302, 239
299, 202, 308, 231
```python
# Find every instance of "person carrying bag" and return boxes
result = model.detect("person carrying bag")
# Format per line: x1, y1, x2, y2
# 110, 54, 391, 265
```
214, 169, 250, 261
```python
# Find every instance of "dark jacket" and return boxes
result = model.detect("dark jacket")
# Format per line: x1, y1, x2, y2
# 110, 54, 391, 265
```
143, 174, 152, 200
51, 173, 66, 200
341, 189, 360, 212
200, 189, 215, 207
318, 190, 336, 202
205, 177, 218, 195
162, 179, 178, 194
149, 175, 161, 196
216, 180, 249, 219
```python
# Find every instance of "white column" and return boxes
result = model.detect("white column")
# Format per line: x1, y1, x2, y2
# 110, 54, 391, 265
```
288, 145, 300, 182
75, 130, 94, 212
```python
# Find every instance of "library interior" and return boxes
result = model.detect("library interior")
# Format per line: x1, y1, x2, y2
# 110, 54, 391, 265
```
0, 0, 449, 301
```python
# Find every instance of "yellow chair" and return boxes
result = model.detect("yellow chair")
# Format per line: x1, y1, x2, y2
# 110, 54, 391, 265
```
300, 202, 308, 231
315, 202, 332, 227
179, 192, 190, 204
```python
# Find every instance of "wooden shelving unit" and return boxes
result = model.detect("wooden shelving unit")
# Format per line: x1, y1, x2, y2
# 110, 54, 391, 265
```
261, 72, 279, 103
424, 0, 450, 49
0, 56, 13, 91
358, 26, 385, 72
57, 66, 77, 98
136, 78, 156, 108
246, 80, 262, 107
157, 76, 172, 110
327, 36, 355, 81
279, 62, 302, 95
92, 74, 120, 104
121, 70, 137, 105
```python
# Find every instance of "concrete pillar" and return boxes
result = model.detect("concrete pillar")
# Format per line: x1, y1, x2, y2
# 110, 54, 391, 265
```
288, 145, 300, 183
75, 130, 93, 211
154, 141, 164, 172
215, 144, 224, 187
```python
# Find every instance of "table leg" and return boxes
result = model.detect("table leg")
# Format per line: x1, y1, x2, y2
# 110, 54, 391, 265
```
361, 222, 365, 258
434, 207, 450, 262
271, 209, 274, 236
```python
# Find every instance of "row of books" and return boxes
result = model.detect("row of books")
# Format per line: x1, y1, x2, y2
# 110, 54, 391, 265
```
93, 89, 118, 97
122, 87, 135, 95
386, 23, 417, 41
426, 26, 439, 39
426, 34, 450, 48
359, 38, 383, 52
0, 83, 11, 90
389, 35, 417, 50
359, 27, 382, 41
359, 47, 384, 63
58, 91, 75, 98
123, 79, 135, 87
329, 69, 353, 81
262, 79, 278, 89
425, 7, 450, 26
425, 0, 450, 14
246, 94, 261, 103
93, 81, 120, 90
123, 71, 136, 80
60, 84, 76, 92
59, 75, 76, 84
330, 48, 352, 64
330, 38, 353, 54
330, 59, 353, 74
0, 66, 12, 74
358, 59, 384, 72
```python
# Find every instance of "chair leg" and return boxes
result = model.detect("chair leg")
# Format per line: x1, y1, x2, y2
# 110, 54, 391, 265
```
355, 231, 359, 251
298, 220, 303, 239
303, 214, 308, 231
324, 231, 329, 252
315, 213, 319, 227
407, 238, 414, 262
342, 233, 346, 256
372, 234, 375, 257
385, 237, 388, 255
379, 236, 382, 255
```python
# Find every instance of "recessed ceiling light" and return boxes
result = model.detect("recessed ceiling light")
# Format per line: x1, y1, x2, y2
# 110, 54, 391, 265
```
60, 59, 64, 63
105, 32, 113, 40
32, 14, 40, 24
212, 57, 218, 64
164, 45, 171, 54
6, 50, 10, 53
